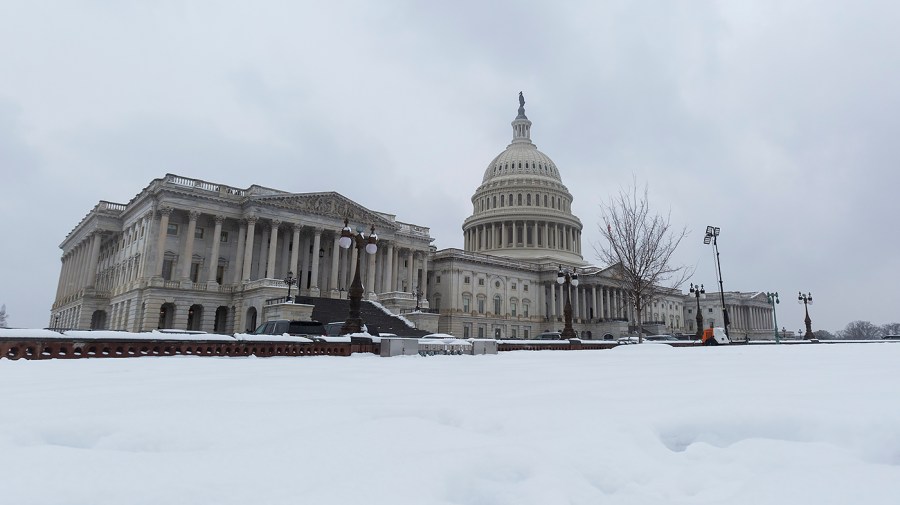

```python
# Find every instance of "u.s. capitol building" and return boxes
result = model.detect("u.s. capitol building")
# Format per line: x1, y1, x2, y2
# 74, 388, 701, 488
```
50, 95, 775, 340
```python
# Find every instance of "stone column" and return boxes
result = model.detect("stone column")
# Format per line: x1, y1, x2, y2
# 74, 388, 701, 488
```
207, 215, 224, 285
550, 282, 556, 319
241, 216, 257, 281
382, 242, 394, 293
329, 234, 341, 295
180, 210, 200, 281
309, 228, 322, 295
420, 251, 429, 299
154, 207, 173, 277
85, 232, 102, 288
289, 224, 301, 278
532, 221, 538, 247
406, 249, 415, 292
232, 221, 247, 284
266, 220, 281, 278
299, 233, 310, 292
366, 248, 377, 299
573, 285, 580, 321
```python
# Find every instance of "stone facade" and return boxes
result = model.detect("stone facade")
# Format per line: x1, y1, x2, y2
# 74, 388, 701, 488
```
50, 95, 774, 340
51, 176, 433, 334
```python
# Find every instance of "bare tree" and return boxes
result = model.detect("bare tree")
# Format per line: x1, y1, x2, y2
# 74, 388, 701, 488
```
838, 320, 884, 340
595, 180, 691, 342
0, 304, 7, 328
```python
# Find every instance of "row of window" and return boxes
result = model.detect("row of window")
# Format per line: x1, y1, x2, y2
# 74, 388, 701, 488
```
477, 192, 567, 213
458, 295, 531, 317
166, 223, 229, 242
491, 160, 555, 176
462, 324, 532, 340
440, 275, 529, 291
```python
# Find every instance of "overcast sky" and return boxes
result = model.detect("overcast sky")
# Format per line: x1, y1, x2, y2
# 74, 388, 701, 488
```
1, 0, 897, 332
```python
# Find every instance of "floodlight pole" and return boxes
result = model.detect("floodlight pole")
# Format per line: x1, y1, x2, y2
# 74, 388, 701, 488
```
704, 226, 730, 339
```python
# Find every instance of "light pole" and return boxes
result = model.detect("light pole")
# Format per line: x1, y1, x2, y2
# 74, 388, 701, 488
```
283, 270, 298, 302
766, 292, 780, 344
556, 265, 579, 338
690, 283, 705, 339
338, 218, 377, 334
413, 285, 423, 312
704, 226, 730, 338
798, 292, 814, 340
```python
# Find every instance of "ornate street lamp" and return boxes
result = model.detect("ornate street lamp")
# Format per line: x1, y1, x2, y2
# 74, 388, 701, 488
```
556, 265, 579, 338
690, 283, 705, 339
766, 292, 780, 343
283, 270, 298, 302
339, 218, 377, 334
413, 285, 423, 312
704, 226, 730, 338
798, 292, 814, 340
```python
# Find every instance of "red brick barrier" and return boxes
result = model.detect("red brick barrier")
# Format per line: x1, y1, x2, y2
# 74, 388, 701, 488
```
0, 338, 375, 360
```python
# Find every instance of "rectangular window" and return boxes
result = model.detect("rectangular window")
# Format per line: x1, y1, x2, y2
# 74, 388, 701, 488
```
220, 231, 229, 243
463, 325, 471, 339
524, 304, 529, 317
436, 275, 441, 284
464, 276, 471, 284
140, 225, 145, 237
477, 299, 485, 314
167, 223, 179, 236
161, 259, 174, 280
478, 326, 484, 338
511, 283, 517, 290
708, 308, 714, 313
194, 227, 204, 239
463, 297, 470, 313
523, 284, 528, 292
523, 329, 530, 339
216, 265, 225, 284
190, 263, 201, 282
688, 309, 693, 314
478, 278, 485, 286
511, 328, 517, 338
511, 302, 517, 317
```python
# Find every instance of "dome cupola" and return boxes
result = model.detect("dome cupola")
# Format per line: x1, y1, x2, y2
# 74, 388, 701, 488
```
463, 93, 584, 265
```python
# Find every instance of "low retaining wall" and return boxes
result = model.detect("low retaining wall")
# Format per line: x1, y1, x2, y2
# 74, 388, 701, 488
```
0, 338, 375, 360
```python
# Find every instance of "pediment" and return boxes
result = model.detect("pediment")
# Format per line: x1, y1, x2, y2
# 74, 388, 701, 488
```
251, 192, 397, 230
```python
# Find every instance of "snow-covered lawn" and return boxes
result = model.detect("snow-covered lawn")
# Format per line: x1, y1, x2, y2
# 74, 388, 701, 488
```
2, 343, 899, 504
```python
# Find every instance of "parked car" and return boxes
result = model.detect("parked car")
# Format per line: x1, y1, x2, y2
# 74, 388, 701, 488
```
253, 320, 325, 337
883, 335, 900, 340
535, 331, 563, 340
324, 321, 368, 336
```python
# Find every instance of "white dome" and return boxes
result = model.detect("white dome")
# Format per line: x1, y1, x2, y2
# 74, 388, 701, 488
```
482, 143, 562, 183
463, 93, 584, 265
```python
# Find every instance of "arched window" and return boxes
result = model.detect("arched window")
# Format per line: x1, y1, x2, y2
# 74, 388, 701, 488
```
517, 194, 522, 205
492, 195, 496, 208
526, 194, 531, 205
500, 195, 505, 207
543, 194, 548, 207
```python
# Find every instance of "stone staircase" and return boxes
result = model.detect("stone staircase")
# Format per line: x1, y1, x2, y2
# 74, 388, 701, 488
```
295, 296, 429, 337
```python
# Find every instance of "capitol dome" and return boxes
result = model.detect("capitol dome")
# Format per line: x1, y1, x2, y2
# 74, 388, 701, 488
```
462, 93, 584, 265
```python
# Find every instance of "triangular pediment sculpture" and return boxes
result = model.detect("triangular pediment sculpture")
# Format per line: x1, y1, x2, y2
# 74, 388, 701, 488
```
251, 192, 397, 230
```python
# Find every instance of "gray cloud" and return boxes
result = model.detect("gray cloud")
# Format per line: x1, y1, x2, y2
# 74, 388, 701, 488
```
0, 0, 897, 331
